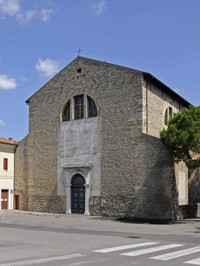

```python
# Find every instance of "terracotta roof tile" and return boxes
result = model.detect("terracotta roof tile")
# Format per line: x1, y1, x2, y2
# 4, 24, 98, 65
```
0, 137, 18, 145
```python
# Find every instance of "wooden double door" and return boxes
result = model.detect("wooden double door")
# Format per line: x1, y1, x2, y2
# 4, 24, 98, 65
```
1, 190, 8, 210
71, 174, 85, 214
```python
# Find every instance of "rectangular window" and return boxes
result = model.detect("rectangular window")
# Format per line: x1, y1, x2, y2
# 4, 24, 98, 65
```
74, 95, 84, 120
3, 158, 8, 170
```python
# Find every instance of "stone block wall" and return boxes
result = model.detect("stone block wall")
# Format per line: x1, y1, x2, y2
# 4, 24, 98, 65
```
15, 57, 143, 214
14, 136, 29, 210
14, 57, 189, 219
142, 78, 186, 138
100, 133, 177, 220
142, 134, 178, 220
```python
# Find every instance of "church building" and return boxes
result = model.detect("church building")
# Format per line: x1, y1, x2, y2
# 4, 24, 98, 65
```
15, 56, 191, 220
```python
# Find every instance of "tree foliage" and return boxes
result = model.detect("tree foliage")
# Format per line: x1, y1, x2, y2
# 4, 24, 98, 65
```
160, 106, 200, 168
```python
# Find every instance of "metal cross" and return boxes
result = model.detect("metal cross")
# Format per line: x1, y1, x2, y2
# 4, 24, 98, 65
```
77, 49, 83, 56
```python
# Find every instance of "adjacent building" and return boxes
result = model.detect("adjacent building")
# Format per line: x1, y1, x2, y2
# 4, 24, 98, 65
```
15, 56, 192, 220
0, 137, 18, 210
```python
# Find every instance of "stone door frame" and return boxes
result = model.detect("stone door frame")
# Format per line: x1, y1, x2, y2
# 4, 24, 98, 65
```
62, 165, 91, 215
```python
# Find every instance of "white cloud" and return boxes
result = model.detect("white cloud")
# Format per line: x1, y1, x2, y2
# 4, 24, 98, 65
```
0, 0, 54, 23
0, 74, 17, 90
17, 8, 54, 24
39, 8, 54, 22
16, 9, 36, 24
0, 0, 20, 16
35, 58, 60, 77
0, 119, 5, 126
92, 0, 106, 15
20, 76, 28, 81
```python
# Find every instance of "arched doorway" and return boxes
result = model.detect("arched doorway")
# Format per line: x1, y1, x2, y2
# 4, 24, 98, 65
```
71, 174, 85, 213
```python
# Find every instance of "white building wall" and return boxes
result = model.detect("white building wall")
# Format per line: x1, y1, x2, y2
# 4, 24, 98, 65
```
0, 179, 14, 209
0, 143, 16, 210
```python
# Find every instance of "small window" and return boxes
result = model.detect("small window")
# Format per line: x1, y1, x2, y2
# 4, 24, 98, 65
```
76, 68, 82, 74
88, 96, 97, 118
63, 100, 70, 121
3, 158, 8, 170
74, 95, 84, 120
164, 106, 173, 125
169, 107, 173, 118
164, 109, 168, 125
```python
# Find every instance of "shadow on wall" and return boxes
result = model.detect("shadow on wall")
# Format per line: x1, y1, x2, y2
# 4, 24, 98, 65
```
125, 134, 179, 222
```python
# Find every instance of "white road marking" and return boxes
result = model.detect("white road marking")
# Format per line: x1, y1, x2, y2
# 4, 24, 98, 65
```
68, 258, 107, 265
93, 242, 158, 253
151, 246, 200, 261
0, 254, 85, 266
185, 258, 200, 265
121, 244, 183, 257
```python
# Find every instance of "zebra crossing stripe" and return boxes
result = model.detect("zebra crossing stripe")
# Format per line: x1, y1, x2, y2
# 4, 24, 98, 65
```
93, 242, 158, 253
151, 246, 200, 261
121, 244, 183, 257
185, 258, 200, 265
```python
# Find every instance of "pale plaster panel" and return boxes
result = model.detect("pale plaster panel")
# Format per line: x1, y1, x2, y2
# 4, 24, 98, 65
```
58, 117, 100, 196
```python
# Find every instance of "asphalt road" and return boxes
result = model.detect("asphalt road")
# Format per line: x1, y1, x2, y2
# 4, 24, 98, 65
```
0, 211, 199, 266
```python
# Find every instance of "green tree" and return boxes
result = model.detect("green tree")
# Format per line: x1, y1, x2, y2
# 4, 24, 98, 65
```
160, 106, 200, 168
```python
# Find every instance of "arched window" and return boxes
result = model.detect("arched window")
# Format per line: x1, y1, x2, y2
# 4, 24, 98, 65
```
164, 106, 173, 125
169, 107, 173, 118
74, 95, 84, 120
88, 96, 97, 118
63, 100, 70, 121
62, 94, 97, 121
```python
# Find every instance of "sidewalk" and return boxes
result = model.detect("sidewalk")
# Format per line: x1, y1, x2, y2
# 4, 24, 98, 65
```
0, 210, 200, 238
1, 209, 200, 224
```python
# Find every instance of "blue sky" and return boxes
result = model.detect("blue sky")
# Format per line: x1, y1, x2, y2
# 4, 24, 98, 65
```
0, 0, 199, 140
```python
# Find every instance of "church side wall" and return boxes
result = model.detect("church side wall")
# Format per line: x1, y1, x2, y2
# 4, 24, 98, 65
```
141, 134, 178, 220
100, 131, 177, 220
142, 80, 185, 138
14, 136, 29, 210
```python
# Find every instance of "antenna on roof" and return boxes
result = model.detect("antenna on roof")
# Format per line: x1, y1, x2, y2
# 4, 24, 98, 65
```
77, 48, 83, 56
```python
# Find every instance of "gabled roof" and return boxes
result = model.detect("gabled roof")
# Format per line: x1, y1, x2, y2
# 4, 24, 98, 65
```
25, 56, 191, 106
0, 137, 18, 146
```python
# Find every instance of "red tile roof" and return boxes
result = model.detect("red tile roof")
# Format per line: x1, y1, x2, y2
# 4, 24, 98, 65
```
0, 137, 18, 145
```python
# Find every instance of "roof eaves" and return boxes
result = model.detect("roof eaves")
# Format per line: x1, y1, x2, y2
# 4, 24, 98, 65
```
143, 72, 191, 107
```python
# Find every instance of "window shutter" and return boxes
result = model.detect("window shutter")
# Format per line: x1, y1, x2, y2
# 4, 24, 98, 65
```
3, 158, 8, 170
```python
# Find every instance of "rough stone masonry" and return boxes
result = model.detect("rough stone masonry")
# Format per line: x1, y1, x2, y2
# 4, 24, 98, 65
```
15, 56, 191, 220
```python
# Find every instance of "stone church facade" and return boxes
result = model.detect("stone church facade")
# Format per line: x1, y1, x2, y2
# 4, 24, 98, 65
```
15, 56, 190, 220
